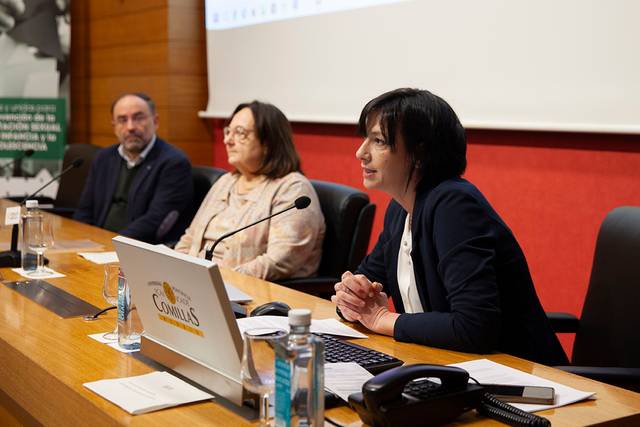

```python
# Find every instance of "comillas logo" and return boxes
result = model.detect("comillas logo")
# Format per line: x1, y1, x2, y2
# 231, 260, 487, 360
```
163, 281, 177, 304
149, 281, 204, 337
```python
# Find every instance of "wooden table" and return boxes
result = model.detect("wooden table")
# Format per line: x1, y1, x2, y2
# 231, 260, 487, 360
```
1, 199, 639, 426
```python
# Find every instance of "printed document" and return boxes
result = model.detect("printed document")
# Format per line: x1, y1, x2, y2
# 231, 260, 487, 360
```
78, 251, 119, 264
84, 371, 213, 414
325, 362, 374, 401
451, 359, 595, 412
237, 316, 367, 338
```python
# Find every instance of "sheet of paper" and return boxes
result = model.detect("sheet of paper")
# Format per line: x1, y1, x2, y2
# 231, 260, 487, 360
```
11, 267, 65, 279
237, 316, 288, 335
450, 359, 595, 412
83, 371, 214, 415
78, 251, 119, 264
224, 282, 252, 303
325, 362, 374, 402
310, 318, 368, 338
237, 316, 367, 338
88, 333, 140, 354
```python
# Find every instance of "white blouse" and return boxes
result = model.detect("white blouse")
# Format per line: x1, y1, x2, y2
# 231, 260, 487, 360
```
396, 215, 424, 313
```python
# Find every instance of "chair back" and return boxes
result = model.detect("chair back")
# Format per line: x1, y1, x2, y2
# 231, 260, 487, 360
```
572, 206, 640, 367
312, 180, 376, 279
55, 143, 101, 207
191, 165, 227, 210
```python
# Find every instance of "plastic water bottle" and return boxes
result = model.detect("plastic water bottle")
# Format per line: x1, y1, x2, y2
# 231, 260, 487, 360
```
21, 200, 42, 272
117, 269, 142, 350
274, 309, 324, 427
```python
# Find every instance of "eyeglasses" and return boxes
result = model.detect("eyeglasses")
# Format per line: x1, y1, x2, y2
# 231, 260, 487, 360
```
223, 126, 255, 143
114, 113, 150, 126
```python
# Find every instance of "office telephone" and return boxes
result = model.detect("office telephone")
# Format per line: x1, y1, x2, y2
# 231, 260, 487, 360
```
348, 364, 551, 427
348, 364, 484, 426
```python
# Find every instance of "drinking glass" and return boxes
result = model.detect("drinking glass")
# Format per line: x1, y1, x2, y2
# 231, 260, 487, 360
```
25, 218, 54, 277
102, 263, 120, 340
241, 328, 287, 426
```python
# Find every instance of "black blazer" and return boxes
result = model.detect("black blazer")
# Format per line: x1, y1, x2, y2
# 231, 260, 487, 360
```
358, 178, 568, 366
74, 138, 193, 243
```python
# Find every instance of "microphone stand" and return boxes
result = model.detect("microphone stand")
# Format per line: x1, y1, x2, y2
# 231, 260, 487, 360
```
204, 196, 310, 261
204, 203, 299, 261
0, 159, 83, 268
0, 225, 22, 268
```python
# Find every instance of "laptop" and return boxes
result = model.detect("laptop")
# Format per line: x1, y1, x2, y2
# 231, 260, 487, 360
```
112, 235, 248, 405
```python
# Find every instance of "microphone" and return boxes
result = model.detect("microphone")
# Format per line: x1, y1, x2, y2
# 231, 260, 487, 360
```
20, 158, 84, 204
155, 210, 179, 243
0, 149, 35, 172
204, 195, 311, 261
0, 157, 85, 268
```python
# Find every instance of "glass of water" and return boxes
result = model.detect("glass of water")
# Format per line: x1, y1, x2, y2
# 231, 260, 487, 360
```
102, 263, 120, 340
241, 328, 287, 426
25, 217, 54, 277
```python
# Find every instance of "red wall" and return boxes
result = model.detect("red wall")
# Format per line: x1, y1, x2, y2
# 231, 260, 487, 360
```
211, 120, 640, 357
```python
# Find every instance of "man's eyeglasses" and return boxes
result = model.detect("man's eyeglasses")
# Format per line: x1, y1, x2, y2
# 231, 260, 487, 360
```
114, 113, 150, 126
223, 126, 255, 143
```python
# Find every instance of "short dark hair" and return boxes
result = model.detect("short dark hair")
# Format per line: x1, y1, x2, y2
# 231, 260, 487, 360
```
358, 88, 466, 189
230, 101, 301, 178
110, 92, 156, 116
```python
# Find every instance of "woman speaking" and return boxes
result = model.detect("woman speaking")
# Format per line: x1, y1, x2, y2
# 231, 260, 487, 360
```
332, 88, 567, 365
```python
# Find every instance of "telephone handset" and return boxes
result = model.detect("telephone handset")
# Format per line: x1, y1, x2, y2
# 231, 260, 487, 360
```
348, 364, 484, 427
349, 364, 552, 427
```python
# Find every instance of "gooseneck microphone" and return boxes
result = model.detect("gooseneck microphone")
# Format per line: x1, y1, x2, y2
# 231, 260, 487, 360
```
0, 157, 85, 268
204, 195, 311, 261
0, 149, 35, 171
20, 158, 84, 204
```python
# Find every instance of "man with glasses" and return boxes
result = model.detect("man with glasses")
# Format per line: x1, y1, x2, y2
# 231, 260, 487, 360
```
74, 93, 193, 244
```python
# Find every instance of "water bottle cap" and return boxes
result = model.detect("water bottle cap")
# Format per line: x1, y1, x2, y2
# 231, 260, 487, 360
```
25, 200, 38, 208
288, 308, 311, 326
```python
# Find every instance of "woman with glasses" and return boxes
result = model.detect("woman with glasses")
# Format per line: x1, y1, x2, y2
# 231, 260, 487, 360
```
331, 88, 568, 365
174, 101, 325, 281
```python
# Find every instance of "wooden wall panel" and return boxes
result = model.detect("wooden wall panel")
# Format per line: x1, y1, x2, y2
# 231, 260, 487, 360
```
89, 76, 170, 106
68, 1, 90, 145
89, 8, 169, 48
168, 3, 205, 42
89, 0, 167, 19
89, 43, 169, 77
168, 41, 206, 75
168, 76, 207, 107
165, 107, 210, 140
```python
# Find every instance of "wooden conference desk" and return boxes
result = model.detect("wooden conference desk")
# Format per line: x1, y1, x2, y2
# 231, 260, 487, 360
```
1, 200, 639, 426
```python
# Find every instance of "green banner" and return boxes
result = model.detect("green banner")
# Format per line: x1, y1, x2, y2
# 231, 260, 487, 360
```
0, 98, 66, 160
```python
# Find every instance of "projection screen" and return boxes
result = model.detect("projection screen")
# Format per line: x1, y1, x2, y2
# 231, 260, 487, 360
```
202, 0, 640, 133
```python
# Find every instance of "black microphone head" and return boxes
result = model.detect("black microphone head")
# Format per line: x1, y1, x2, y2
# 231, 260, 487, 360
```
24, 149, 35, 157
71, 158, 84, 168
294, 196, 311, 210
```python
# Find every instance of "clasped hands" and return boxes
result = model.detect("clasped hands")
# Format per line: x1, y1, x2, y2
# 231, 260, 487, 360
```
331, 271, 399, 336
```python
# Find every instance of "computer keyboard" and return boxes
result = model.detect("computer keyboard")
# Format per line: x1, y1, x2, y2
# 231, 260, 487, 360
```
315, 333, 403, 374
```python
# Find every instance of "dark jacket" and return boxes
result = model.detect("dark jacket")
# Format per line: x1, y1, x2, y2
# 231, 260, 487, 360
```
358, 178, 568, 366
74, 138, 193, 243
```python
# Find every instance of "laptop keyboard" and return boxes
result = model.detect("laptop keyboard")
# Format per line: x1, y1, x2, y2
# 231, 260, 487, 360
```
315, 333, 403, 374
